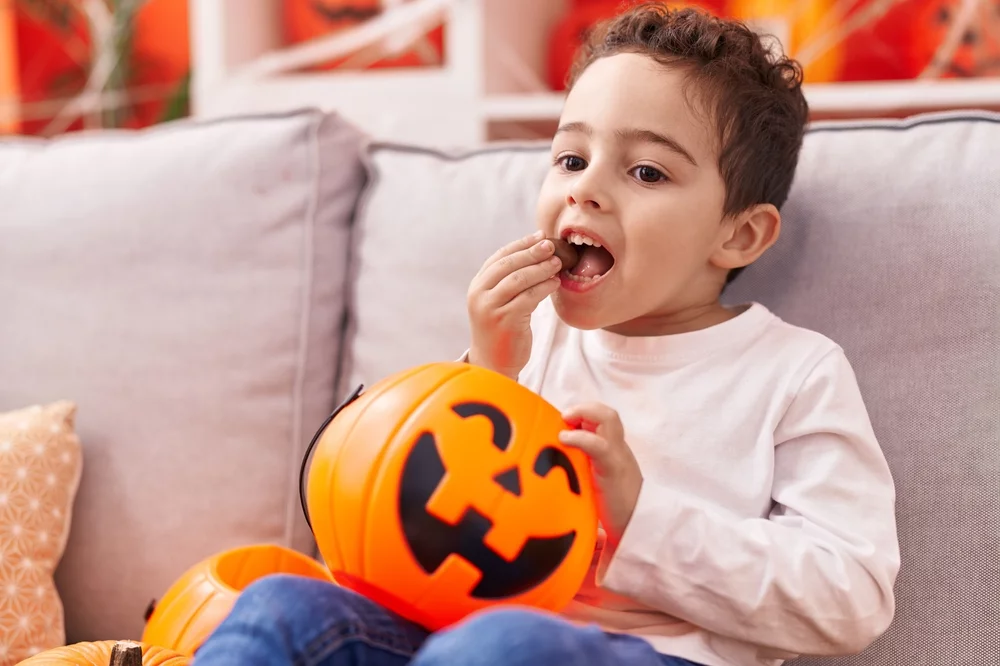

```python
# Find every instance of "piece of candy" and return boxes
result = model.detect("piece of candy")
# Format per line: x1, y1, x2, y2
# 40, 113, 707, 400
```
548, 238, 579, 271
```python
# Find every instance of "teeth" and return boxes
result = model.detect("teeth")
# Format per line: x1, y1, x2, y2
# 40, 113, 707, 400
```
566, 232, 601, 247
562, 272, 598, 283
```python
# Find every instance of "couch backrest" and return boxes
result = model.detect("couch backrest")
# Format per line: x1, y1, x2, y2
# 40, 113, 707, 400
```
722, 113, 1000, 665
0, 110, 366, 642
340, 111, 1000, 665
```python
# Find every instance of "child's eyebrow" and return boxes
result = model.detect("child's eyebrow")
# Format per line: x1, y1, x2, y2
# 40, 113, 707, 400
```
555, 121, 698, 168
616, 127, 698, 167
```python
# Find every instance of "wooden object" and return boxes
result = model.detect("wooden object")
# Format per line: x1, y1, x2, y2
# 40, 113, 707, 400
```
110, 641, 143, 666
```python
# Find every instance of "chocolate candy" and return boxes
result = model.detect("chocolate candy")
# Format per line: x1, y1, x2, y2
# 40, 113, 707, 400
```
548, 238, 579, 271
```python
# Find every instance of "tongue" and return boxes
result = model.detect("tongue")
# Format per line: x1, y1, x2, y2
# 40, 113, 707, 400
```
570, 245, 614, 278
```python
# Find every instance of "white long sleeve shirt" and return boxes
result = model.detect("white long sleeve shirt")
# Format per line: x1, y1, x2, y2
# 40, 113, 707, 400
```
516, 298, 900, 666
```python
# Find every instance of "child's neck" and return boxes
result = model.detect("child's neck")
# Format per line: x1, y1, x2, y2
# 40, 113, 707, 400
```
602, 300, 742, 337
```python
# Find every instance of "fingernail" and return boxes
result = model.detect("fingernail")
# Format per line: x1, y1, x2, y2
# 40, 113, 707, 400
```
548, 256, 561, 266
539, 239, 553, 252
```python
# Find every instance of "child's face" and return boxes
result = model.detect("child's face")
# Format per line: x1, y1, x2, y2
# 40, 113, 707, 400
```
537, 53, 737, 334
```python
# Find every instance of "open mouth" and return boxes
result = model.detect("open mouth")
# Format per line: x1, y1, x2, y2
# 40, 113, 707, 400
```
561, 230, 615, 285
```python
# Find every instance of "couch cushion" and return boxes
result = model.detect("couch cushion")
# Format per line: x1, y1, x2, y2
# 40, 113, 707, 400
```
341, 143, 549, 392
340, 111, 999, 665
0, 110, 367, 642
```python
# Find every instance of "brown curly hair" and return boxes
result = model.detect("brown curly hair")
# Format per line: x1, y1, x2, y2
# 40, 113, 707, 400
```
568, 3, 809, 284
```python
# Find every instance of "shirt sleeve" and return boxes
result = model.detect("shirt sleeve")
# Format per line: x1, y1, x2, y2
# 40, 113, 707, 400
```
597, 348, 901, 656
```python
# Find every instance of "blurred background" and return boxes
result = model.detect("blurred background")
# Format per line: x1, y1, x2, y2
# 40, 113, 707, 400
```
2, 0, 999, 145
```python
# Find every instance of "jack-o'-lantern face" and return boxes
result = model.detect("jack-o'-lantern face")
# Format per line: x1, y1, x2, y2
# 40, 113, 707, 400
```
399, 400, 586, 599
303, 362, 598, 630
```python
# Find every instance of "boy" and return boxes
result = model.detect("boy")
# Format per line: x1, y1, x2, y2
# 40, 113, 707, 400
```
192, 4, 900, 666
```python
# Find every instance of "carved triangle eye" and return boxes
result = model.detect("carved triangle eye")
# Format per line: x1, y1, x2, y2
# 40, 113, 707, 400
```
492, 467, 521, 496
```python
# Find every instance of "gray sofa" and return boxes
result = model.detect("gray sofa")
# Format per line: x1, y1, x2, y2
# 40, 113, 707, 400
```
1, 108, 996, 665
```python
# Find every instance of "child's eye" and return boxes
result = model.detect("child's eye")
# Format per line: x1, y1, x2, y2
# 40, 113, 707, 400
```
630, 165, 667, 183
557, 155, 587, 172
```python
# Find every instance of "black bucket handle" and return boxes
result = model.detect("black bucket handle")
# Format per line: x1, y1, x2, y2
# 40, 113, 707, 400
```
298, 384, 364, 531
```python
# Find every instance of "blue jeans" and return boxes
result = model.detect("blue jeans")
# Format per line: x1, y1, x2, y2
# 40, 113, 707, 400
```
191, 574, 703, 666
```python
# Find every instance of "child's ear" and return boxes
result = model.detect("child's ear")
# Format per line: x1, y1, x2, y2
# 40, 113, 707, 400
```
710, 203, 781, 272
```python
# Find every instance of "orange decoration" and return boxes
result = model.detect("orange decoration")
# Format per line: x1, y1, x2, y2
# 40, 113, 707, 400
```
127, 0, 191, 127
141, 544, 335, 656
548, 1, 725, 91
727, 0, 844, 83
13, 0, 190, 134
13, 3, 89, 135
283, 0, 444, 70
1, 1, 20, 133
836, 0, 1000, 82
836, 0, 920, 82
905, 0, 1000, 77
132, 0, 190, 84
304, 362, 598, 631
19, 640, 189, 666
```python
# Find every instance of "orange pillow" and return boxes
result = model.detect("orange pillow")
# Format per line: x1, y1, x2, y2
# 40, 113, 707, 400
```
0, 401, 82, 664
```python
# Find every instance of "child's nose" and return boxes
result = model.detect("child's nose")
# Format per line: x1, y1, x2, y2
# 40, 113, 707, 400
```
566, 178, 607, 210
566, 193, 601, 210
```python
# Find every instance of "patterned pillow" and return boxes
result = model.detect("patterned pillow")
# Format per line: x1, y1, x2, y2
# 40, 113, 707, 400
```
0, 401, 83, 664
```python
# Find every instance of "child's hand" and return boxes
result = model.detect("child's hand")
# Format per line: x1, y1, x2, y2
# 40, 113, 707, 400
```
591, 525, 607, 568
559, 403, 643, 544
467, 231, 562, 380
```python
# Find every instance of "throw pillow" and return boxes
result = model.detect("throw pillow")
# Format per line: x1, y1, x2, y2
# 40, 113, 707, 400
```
0, 401, 82, 664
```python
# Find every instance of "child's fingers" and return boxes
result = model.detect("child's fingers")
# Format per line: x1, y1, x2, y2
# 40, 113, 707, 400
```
559, 429, 609, 461
563, 402, 617, 423
480, 230, 542, 267
497, 276, 560, 320
562, 403, 623, 438
476, 231, 544, 279
477, 241, 556, 295
490, 255, 562, 307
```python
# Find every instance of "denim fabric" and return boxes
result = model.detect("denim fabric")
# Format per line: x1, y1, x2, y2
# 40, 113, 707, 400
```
191, 574, 703, 666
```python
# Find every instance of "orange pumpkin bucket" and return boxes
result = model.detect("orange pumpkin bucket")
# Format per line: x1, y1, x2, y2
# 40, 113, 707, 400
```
141, 544, 334, 656
302, 362, 599, 631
